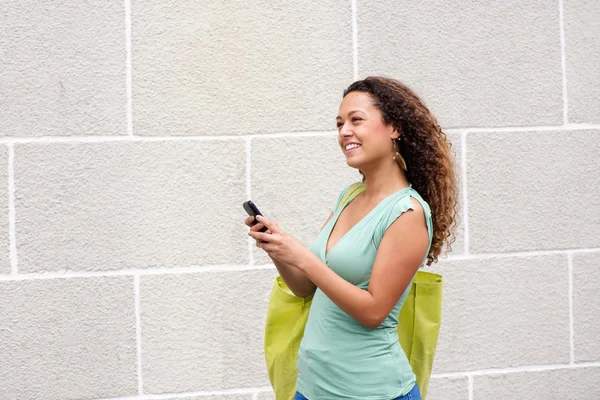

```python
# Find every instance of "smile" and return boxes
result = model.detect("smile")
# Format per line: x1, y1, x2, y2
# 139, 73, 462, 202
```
345, 143, 361, 153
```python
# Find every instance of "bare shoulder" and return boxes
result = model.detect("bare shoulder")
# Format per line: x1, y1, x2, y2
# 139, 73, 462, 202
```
384, 196, 428, 241
368, 195, 429, 312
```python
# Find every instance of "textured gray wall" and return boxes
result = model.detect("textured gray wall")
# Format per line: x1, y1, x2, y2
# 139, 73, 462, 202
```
0, 0, 599, 399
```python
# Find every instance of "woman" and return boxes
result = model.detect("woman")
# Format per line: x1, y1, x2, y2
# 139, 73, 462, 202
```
247, 76, 458, 400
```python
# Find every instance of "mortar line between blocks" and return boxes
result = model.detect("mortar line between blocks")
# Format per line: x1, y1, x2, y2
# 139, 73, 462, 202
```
252, 393, 259, 400
2, 246, 599, 280
0, 264, 277, 281
134, 275, 144, 394
0, 131, 337, 144
558, 0, 569, 125
351, 0, 358, 81
430, 361, 600, 379
459, 124, 600, 133
445, 247, 600, 261
8, 144, 17, 275
246, 138, 254, 265
2, 125, 600, 144
91, 386, 273, 400
461, 131, 469, 255
125, 0, 133, 136
467, 374, 474, 400
568, 252, 575, 364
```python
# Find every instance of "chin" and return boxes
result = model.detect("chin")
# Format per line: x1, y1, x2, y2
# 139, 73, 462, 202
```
345, 156, 365, 170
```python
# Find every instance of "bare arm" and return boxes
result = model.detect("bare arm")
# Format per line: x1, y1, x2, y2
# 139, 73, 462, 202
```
294, 200, 428, 329
269, 257, 315, 298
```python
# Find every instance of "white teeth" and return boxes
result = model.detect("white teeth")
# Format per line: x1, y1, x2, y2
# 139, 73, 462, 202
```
345, 144, 360, 151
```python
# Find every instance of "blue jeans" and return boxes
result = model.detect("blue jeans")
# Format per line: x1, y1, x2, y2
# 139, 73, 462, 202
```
294, 383, 421, 400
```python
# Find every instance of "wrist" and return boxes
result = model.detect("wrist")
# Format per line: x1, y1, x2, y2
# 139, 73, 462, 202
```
296, 250, 318, 273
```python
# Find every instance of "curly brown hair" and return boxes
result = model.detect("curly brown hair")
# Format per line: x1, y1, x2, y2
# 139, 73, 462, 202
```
343, 76, 459, 265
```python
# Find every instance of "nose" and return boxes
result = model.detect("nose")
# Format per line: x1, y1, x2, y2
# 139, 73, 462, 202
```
339, 122, 353, 137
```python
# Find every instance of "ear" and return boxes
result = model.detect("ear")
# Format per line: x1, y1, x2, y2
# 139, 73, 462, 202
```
390, 128, 400, 140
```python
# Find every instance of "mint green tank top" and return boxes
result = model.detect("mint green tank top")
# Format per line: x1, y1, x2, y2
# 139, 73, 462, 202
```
296, 183, 433, 400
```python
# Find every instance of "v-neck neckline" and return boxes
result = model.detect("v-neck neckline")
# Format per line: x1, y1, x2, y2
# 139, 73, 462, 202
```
323, 185, 412, 260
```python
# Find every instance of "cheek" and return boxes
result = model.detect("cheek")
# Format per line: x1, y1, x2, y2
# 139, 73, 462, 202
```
358, 120, 382, 137
369, 133, 394, 156
370, 123, 389, 137
359, 123, 389, 145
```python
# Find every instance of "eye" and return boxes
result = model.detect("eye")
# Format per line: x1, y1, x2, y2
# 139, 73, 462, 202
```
337, 117, 362, 129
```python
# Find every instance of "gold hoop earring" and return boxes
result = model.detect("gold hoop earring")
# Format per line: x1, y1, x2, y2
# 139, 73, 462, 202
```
392, 138, 407, 171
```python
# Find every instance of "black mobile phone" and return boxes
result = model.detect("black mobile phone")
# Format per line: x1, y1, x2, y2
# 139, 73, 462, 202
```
243, 200, 268, 232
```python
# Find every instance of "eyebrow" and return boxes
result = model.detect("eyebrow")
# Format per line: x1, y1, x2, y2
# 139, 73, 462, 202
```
336, 110, 364, 120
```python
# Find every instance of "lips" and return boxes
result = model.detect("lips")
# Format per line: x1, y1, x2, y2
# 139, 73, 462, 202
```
344, 143, 361, 154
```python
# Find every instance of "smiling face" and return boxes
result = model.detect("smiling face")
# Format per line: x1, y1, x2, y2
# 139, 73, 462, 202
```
336, 91, 399, 170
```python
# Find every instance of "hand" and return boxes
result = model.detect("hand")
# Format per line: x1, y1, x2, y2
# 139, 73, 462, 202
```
248, 215, 315, 269
245, 216, 271, 238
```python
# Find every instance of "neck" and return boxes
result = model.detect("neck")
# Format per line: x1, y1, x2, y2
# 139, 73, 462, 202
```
361, 157, 410, 199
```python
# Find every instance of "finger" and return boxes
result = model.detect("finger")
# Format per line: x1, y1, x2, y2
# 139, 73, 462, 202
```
256, 239, 272, 250
255, 238, 274, 250
245, 216, 256, 227
250, 223, 265, 232
249, 230, 273, 242
256, 215, 280, 234
250, 223, 271, 234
